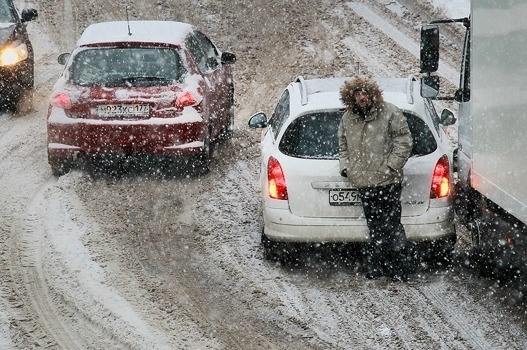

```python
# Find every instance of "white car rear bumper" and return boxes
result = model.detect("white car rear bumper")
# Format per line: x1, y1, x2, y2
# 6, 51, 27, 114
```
263, 205, 455, 243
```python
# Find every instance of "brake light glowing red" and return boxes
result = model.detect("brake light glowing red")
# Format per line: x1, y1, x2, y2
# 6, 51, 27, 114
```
268, 156, 288, 200
430, 155, 450, 198
176, 91, 197, 109
51, 93, 71, 109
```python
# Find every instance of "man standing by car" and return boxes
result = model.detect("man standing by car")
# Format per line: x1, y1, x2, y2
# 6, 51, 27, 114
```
338, 76, 413, 281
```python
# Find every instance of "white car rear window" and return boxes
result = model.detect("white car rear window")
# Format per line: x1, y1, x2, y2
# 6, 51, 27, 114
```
279, 111, 437, 159
279, 111, 343, 159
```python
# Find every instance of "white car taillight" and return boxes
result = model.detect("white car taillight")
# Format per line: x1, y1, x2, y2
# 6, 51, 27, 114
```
267, 156, 288, 200
430, 155, 450, 198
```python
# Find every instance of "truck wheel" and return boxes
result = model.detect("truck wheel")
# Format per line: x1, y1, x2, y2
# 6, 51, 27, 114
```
454, 183, 481, 227
466, 216, 503, 278
471, 247, 499, 278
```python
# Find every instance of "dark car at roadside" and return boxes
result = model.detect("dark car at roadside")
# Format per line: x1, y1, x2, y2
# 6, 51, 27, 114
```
0, 0, 37, 111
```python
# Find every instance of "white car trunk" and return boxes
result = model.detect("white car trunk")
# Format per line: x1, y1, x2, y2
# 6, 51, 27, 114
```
282, 156, 433, 218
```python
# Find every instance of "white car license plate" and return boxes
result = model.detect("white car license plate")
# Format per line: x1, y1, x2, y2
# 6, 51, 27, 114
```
329, 189, 361, 206
97, 104, 150, 117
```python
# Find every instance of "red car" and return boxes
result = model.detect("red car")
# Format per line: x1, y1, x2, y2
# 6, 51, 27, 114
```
47, 21, 236, 176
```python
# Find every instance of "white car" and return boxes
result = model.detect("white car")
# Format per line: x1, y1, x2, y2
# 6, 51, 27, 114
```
249, 76, 457, 261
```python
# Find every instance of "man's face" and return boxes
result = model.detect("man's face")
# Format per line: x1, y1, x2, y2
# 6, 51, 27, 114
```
353, 90, 373, 111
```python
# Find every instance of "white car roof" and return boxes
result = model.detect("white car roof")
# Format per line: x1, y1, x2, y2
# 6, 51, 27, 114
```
76, 21, 194, 47
291, 76, 418, 112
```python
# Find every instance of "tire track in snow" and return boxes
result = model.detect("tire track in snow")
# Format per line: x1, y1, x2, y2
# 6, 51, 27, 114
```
299, 287, 375, 348
12, 179, 86, 349
0, 124, 23, 164
416, 283, 492, 349
417, 280, 527, 349
346, 2, 458, 85
340, 35, 394, 77
42, 177, 175, 349
357, 284, 434, 349
322, 6, 417, 78
327, 287, 427, 349
62, 0, 78, 49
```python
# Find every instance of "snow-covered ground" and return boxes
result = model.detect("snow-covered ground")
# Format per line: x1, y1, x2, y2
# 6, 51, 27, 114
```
2, 0, 527, 349
431, 0, 470, 18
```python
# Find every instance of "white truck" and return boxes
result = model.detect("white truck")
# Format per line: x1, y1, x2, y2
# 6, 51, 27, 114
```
420, 0, 527, 274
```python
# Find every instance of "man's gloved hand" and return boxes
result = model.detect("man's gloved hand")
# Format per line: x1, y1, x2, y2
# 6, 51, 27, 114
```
340, 169, 347, 178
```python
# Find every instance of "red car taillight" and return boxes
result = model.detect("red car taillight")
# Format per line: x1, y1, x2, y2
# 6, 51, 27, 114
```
176, 91, 198, 110
430, 155, 450, 198
267, 156, 288, 200
51, 93, 71, 109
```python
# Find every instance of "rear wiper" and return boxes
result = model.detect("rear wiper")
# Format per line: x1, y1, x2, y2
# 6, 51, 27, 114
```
127, 76, 171, 82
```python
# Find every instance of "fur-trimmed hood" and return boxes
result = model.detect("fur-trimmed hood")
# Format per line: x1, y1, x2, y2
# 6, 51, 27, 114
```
340, 76, 384, 110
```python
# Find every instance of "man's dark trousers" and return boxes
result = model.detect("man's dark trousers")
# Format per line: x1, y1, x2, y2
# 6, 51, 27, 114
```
358, 183, 410, 276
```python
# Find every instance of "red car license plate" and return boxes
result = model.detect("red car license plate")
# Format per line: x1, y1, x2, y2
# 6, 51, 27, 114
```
97, 104, 150, 117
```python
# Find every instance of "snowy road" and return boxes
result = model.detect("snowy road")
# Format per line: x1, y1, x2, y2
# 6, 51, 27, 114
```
1, 0, 526, 349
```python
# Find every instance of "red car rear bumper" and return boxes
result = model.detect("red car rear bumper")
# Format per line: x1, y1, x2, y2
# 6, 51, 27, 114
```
47, 108, 206, 158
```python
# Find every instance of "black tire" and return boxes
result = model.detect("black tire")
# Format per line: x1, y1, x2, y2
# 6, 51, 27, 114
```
190, 153, 210, 176
261, 230, 289, 262
189, 128, 211, 176
465, 216, 504, 278
218, 104, 234, 142
218, 114, 234, 142
434, 235, 456, 267
49, 156, 73, 177
24, 61, 35, 89
0, 93, 20, 113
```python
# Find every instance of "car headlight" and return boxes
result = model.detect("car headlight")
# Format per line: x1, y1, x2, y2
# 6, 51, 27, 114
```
0, 43, 29, 66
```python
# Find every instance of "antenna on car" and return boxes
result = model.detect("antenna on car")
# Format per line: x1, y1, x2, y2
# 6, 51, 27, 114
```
126, 5, 132, 36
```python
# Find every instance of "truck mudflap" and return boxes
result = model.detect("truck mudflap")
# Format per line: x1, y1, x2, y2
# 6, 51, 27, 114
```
469, 197, 527, 276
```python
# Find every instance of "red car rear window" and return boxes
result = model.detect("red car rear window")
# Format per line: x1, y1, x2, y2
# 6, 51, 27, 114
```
70, 47, 186, 87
